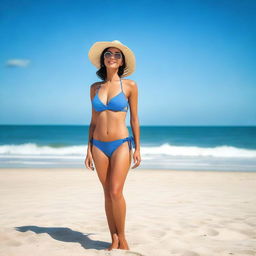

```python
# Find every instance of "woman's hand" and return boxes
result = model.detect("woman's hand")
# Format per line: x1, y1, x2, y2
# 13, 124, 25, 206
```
131, 149, 141, 169
85, 152, 95, 171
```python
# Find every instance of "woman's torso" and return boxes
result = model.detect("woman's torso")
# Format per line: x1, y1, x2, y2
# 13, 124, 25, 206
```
92, 78, 129, 141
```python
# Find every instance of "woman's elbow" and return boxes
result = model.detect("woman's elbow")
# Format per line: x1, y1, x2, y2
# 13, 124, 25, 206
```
130, 117, 139, 125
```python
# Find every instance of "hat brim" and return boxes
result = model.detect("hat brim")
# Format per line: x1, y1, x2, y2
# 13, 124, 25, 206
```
88, 41, 136, 77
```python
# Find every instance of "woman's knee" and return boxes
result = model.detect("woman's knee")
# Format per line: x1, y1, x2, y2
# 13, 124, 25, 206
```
103, 185, 111, 199
109, 187, 123, 200
103, 185, 123, 200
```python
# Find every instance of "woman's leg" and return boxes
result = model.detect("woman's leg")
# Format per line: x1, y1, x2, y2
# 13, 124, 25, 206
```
91, 144, 119, 250
109, 141, 132, 250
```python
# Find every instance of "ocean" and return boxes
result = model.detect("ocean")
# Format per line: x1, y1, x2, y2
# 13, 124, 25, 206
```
0, 125, 255, 171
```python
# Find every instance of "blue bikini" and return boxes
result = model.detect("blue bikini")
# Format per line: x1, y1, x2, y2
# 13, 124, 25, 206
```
90, 78, 135, 157
92, 78, 129, 112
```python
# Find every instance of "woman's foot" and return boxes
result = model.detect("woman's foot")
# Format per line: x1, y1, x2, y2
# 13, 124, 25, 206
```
105, 233, 119, 251
118, 236, 130, 250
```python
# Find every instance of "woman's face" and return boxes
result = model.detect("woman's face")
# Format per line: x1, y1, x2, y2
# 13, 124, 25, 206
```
103, 47, 123, 69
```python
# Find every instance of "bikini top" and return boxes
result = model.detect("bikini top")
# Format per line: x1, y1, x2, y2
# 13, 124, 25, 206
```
92, 78, 128, 112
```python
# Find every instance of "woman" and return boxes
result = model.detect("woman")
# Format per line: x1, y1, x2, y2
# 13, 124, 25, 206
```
85, 40, 141, 251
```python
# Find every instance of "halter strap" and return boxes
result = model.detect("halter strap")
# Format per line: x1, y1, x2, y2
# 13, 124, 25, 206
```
120, 78, 123, 92
96, 84, 101, 93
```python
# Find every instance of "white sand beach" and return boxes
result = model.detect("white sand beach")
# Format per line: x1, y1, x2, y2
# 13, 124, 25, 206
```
0, 168, 256, 256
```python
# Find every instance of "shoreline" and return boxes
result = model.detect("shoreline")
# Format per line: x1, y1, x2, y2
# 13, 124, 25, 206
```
0, 167, 255, 173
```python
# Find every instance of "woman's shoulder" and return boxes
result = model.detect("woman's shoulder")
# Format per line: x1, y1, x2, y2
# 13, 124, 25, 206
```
122, 79, 138, 96
90, 81, 102, 91
122, 79, 137, 87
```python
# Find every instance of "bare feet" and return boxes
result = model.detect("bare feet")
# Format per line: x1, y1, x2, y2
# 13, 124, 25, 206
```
105, 233, 119, 251
118, 236, 130, 250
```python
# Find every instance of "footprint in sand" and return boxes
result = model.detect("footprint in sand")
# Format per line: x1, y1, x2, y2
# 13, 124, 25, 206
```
182, 251, 200, 256
210, 228, 250, 240
201, 227, 219, 236
172, 249, 200, 256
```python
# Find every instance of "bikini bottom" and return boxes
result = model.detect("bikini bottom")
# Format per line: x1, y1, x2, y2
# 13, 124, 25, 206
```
90, 135, 135, 157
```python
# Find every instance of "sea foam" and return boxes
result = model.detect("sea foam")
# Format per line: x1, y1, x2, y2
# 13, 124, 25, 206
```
0, 143, 256, 158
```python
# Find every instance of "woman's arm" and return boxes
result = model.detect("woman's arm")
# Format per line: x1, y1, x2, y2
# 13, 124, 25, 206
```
128, 80, 141, 168
87, 83, 98, 154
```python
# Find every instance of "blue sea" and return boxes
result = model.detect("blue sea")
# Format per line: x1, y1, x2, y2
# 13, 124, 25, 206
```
0, 125, 256, 171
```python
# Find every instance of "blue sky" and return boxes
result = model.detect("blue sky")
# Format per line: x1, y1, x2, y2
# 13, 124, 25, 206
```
0, 0, 255, 125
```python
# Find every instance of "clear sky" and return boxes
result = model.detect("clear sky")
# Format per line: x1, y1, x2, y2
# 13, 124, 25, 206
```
0, 0, 255, 125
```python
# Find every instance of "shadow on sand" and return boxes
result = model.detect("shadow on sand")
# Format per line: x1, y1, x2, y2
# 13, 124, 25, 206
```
15, 225, 109, 250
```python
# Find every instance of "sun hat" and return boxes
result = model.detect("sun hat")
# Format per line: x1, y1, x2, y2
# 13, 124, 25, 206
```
88, 40, 136, 77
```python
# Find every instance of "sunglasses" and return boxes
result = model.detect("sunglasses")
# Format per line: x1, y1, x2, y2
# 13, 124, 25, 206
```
104, 51, 122, 60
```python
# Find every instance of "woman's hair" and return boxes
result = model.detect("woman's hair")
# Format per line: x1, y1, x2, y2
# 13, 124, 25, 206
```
96, 47, 126, 81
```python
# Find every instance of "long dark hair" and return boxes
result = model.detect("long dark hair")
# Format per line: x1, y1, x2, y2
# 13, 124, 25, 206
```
96, 47, 127, 81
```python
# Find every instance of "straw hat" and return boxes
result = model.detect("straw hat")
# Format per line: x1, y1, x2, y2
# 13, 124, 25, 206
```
88, 40, 136, 77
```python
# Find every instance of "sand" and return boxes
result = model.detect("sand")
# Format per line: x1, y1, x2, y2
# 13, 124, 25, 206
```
0, 168, 255, 256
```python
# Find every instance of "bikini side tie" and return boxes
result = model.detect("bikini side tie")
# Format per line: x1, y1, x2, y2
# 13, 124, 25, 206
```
122, 136, 135, 150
